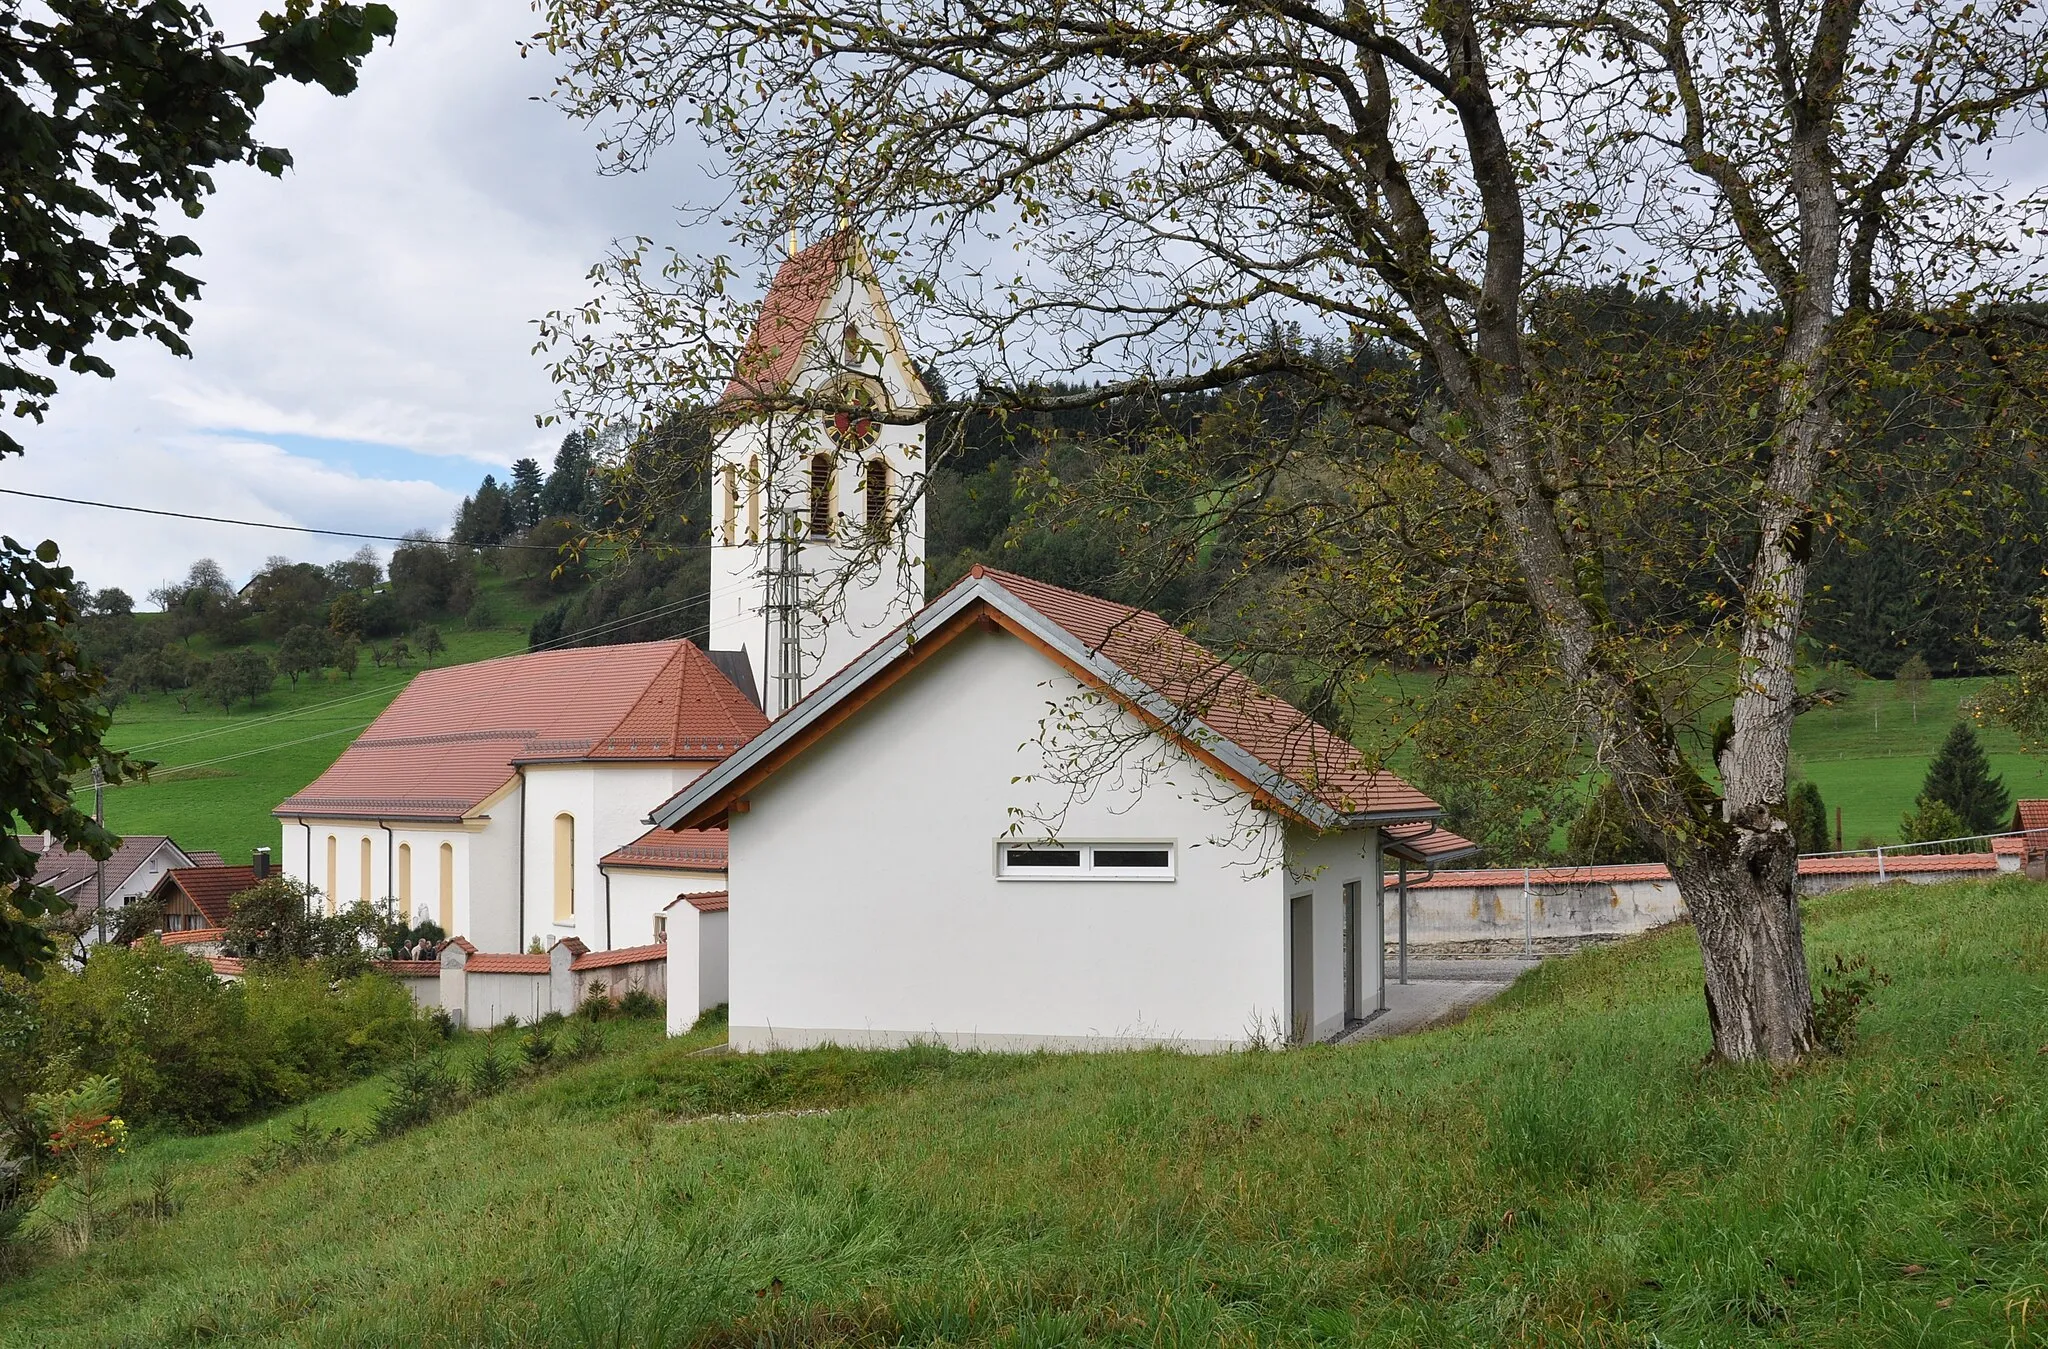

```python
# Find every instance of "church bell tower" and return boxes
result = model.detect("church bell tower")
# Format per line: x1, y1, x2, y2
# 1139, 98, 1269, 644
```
708, 231, 928, 717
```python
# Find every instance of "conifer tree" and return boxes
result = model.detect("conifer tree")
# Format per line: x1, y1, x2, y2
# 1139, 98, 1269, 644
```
1919, 722, 2011, 836
1787, 780, 1830, 854
509, 458, 545, 529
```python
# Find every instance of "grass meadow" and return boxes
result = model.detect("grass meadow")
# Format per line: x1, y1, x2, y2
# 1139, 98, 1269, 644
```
96, 579, 552, 864
3, 875, 2044, 1345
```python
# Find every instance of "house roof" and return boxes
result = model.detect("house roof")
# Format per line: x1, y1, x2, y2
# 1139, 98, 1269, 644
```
463, 951, 550, 974
19, 834, 193, 898
157, 927, 227, 947
275, 639, 766, 822
2012, 801, 2048, 856
682, 891, 729, 913
1382, 821, 1482, 865
146, 866, 259, 927
600, 826, 729, 872
570, 941, 668, 971
722, 231, 855, 404
649, 567, 1444, 834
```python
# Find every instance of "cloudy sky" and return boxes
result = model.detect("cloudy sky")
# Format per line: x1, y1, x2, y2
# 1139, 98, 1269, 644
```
0, 2, 717, 599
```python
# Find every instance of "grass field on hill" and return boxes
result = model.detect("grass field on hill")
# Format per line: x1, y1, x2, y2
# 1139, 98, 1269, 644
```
1790, 675, 2045, 845
96, 577, 558, 864
3, 876, 2044, 1345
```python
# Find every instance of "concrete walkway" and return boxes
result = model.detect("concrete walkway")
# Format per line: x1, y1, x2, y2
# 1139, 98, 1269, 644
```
1334, 955, 1539, 1043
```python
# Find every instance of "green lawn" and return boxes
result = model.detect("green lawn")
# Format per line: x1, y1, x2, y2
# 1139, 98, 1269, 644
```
3, 876, 2045, 1345
97, 579, 556, 864
1790, 675, 2046, 846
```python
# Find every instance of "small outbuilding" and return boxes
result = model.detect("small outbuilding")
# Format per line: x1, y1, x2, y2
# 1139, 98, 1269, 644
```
648, 567, 1467, 1051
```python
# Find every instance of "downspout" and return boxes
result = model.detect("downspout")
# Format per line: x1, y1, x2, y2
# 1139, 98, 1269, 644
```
299, 818, 313, 917
380, 821, 396, 927
603, 866, 614, 952
517, 769, 527, 949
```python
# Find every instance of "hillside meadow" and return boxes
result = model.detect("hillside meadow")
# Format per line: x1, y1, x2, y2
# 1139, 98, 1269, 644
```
94, 578, 556, 863
1, 875, 2043, 1345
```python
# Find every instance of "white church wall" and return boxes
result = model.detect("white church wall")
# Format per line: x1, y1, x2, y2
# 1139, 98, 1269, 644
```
282, 810, 523, 950
605, 866, 725, 950
725, 627, 1286, 1053
521, 763, 709, 950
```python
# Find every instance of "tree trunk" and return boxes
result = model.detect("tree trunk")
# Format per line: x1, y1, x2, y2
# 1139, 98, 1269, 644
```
1678, 846, 1816, 1062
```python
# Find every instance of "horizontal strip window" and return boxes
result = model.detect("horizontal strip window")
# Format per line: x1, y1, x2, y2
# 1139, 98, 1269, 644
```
996, 842, 1175, 881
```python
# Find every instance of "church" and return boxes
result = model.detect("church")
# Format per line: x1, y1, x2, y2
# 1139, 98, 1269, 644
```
280, 228, 1469, 1045
276, 229, 930, 952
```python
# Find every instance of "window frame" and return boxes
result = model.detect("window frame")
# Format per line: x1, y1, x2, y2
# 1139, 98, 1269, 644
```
807, 453, 835, 539
993, 840, 1177, 882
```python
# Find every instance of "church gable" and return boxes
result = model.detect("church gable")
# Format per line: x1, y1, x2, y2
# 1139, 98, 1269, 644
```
720, 229, 928, 413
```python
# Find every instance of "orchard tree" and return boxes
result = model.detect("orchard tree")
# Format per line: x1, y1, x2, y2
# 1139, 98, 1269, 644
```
540, 0, 2048, 1060
0, 0, 396, 976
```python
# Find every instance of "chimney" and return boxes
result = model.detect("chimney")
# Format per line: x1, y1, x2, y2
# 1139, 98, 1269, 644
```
252, 847, 271, 880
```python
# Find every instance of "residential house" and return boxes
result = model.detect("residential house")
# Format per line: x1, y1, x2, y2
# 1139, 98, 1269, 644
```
18, 833, 218, 945
648, 567, 1473, 1050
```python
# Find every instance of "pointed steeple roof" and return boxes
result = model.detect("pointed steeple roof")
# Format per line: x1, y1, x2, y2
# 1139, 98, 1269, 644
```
722, 229, 857, 404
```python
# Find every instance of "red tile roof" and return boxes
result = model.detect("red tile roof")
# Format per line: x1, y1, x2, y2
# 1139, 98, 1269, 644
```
2012, 802, 2048, 857
463, 952, 550, 974
976, 569, 1441, 822
570, 942, 668, 971
157, 927, 226, 947
1798, 852, 1998, 876
722, 231, 853, 404
276, 640, 764, 822
1393, 852, 2002, 890
1383, 821, 1481, 863
147, 866, 259, 927
378, 960, 442, 976
600, 826, 728, 871
1992, 834, 2025, 857
682, 891, 729, 913
208, 956, 246, 978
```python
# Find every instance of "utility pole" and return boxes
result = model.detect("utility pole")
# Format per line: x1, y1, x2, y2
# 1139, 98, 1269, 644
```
770, 510, 804, 716
92, 763, 106, 948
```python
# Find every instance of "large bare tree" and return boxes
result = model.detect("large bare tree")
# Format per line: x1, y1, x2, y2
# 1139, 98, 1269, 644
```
538, 0, 2048, 1061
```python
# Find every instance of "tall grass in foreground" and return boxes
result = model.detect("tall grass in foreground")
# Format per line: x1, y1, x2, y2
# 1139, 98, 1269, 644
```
2, 878, 2045, 1346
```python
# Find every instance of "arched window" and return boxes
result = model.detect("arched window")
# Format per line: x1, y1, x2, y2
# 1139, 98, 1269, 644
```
720, 463, 739, 546
397, 843, 412, 910
808, 454, 835, 539
864, 458, 889, 528
359, 837, 372, 904
438, 843, 455, 933
325, 835, 338, 915
553, 814, 576, 923
745, 455, 760, 542
842, 320, 863, 366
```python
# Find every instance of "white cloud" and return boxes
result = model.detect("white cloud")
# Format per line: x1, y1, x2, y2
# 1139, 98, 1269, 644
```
0, 0, 707, 596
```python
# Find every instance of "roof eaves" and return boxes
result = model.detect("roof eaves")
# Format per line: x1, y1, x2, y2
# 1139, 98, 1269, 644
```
975, 579, 1342, 828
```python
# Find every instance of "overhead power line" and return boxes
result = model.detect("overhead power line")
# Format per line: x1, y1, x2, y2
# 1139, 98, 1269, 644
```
0, 486, 716, 555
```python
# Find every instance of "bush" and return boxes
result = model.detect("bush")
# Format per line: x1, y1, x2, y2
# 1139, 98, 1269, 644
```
466, 1039, 514, 1098
617, 990, 660, 1020
17, 945, 433, 1132
242, 1112, 347, 1182
1813, 954, 1891, 1054
578, 983, 615, 1021
369, 1056, 457, 1140
520, 1027, 554, 1067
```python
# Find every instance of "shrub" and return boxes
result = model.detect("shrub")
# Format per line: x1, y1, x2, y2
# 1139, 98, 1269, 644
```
578, 983, 615, 1020
18, 945, 432, 1132
1813, 954, 1891, 1054
520, 1027, 555, 1067
369, 1056, 457, 1140
618, 990, 660, 1020
466, 1039, 514, 1098
242, 1112, 347, 1182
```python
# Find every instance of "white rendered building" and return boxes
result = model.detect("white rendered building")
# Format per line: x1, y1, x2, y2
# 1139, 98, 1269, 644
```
275, 640, 762, 953
709, 229, 929, 715
650, 568, 1473, 1051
